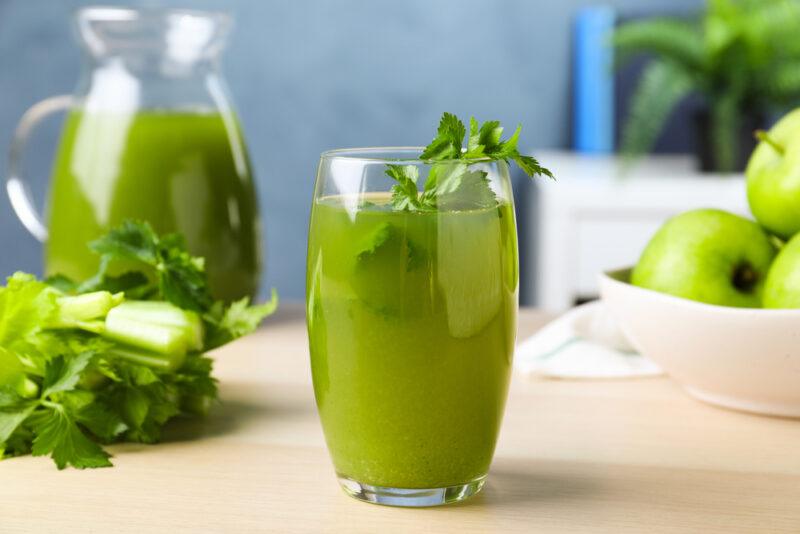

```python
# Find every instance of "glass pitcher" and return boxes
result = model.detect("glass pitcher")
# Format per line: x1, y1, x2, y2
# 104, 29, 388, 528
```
6, 6, 262, 301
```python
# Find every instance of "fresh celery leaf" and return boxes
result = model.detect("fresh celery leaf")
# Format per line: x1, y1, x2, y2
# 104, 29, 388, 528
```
495, 124, 522, 157
88, 220, 213, 312
102, 357, 201, 442
52, 330, 114, 359
0, 386, 21, 407
30, 405, 112, 469
42, 352, 94, 398
354, 223, 426, 277
420, 112, 466, 160
419, 162, 482, 209
89, 220, 160, 264
125, 389, 178, 443
405, 238, 428, 272
82, 271, 150, 296
204, 289, 279, 350
174, 354, 218, 416
176, 354, 217, 398
0, 406, 36, 444
476, 120, 503, 152
99, 364, 177, 444
127, 365, 160, 387
0, 388, 36, 443
435, 170, 497, 210
120, 387, 150, 430
0, 346, 25, 389
467, 117, 482, 153
109, 360, 160, 388
513, 153, 555, 179
73, 256, 151, 296
422, 162, 468, 198
159, 253, 212, 312
386, 165, 422, 211
0, 273, 60, 379
395, 113, 553, 213
1, 425, 32, 458
59, 390, 95, 412
76, 401, 128, 442
45, 274, 78, 293
356, 223, 396, 262
0, 272, 58, 348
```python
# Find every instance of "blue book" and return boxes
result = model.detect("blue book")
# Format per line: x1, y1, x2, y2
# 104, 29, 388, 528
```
573, 6, 616, 153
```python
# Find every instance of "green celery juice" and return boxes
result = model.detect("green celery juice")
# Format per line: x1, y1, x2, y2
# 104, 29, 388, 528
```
45, 110, 261, 301
306, 194, 518, 489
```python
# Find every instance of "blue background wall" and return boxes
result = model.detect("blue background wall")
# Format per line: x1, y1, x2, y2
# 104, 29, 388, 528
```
0, 0, 700, 301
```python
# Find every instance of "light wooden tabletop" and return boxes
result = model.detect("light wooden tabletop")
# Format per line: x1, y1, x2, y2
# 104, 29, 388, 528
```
2, 305, 800, 533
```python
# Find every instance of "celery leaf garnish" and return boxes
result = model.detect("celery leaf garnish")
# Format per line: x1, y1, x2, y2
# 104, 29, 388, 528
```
386, 112, 553, 211
386, 165, 422, 211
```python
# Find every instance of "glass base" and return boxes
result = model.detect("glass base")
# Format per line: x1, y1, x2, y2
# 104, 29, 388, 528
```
337, 475, 486, 507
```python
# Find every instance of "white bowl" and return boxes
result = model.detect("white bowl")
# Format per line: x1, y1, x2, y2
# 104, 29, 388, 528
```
599, 268, 800, 418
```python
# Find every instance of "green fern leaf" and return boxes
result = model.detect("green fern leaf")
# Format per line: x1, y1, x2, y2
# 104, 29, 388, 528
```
745, 0, 800, 46
613, 19, 705, 72
762, 62, 800, 102
620, 60, 695, 159
710, 91, 742, 173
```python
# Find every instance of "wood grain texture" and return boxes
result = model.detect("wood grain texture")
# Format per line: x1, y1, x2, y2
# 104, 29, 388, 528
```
2, 305, 799, 533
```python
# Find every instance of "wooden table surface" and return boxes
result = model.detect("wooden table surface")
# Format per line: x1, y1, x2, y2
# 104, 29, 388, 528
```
2, 305, 800, 533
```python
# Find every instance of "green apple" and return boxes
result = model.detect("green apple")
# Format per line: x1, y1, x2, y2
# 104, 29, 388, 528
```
746, 108, 800, 240
631, 209, 777, 307
763, 233, 800, 308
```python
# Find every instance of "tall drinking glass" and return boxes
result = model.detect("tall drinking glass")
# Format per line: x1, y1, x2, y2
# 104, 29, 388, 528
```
307, 148, 518, 506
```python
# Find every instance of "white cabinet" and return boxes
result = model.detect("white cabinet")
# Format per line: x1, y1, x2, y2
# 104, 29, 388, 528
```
526, 151, 749, 312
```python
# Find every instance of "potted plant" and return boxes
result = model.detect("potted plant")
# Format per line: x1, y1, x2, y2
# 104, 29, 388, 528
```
614, 0, 800, 172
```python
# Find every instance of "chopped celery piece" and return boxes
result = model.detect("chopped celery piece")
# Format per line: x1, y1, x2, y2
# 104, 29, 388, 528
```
103, 309, 188, 356
109, 344, 186, 372
51, 291, 124, 328
106, 301, 203, 351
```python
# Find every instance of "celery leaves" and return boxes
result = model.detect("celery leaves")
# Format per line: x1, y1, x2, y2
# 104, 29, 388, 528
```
0, 220, 277, 469
387, 112, 554, 211
88, 221, 212, 311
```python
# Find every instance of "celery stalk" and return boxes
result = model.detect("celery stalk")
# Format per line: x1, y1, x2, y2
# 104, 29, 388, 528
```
109, 344, 186, 372
51, 291, 124, 328
73, 320, 106, 334
58, 291, 124, 320
105, 301, 203, 351
103, 310, 188, 356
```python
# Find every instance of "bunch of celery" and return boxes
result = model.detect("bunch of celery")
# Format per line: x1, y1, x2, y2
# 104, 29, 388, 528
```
0, 221, 277, 469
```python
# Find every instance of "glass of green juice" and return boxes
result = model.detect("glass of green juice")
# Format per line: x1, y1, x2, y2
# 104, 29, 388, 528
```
6, 7, 261, 301
307, 148, 518, 507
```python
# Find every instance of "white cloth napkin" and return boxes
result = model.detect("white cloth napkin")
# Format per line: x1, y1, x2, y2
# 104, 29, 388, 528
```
515, 301, 662, 379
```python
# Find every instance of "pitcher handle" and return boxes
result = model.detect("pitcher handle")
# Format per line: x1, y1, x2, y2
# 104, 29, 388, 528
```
6, 95, 74, 242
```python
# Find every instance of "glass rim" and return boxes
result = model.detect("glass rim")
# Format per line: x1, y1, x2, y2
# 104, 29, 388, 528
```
320, 147, 501, 165
75, 5, 231, 25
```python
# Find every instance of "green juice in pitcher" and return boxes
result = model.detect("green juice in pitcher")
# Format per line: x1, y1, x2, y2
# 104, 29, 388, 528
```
45, 110, 261, 300
307, 194, 518, 489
